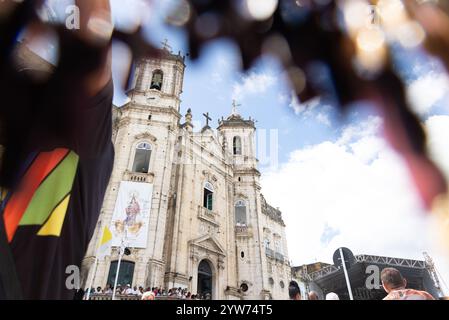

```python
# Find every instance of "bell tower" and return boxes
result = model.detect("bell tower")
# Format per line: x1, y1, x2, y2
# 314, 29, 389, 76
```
218, 102, 268, 299
127, 43, 186, 112
218, 101, 257, 170
83, 44, 186, 290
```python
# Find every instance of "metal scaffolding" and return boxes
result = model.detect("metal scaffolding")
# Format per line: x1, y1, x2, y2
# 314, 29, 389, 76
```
306, 254, 428, 282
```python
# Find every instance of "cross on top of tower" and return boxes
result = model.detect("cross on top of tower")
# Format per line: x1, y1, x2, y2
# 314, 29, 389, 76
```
203, 112, 212, 127
232, 100, 241, 115
161, 38, 172, 52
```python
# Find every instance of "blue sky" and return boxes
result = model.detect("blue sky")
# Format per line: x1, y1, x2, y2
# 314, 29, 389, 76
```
110, 0, 367, 169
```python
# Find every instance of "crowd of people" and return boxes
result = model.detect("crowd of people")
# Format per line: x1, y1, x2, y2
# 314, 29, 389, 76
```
84, 285, 210, 300
287, 280, 340, 300
83, 267, 434, 301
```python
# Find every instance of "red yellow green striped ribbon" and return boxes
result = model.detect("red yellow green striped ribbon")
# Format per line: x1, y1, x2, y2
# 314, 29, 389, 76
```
3, 148, 79, 242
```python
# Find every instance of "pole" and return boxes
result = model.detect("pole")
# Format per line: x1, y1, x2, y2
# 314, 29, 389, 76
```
112, 244, 123, 300
340, 247, 354, 300
85, 256, 99, 300
112, 229, 127, 300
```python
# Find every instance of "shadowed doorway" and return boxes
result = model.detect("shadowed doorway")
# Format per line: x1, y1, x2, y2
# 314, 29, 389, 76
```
197, 260, 213, 299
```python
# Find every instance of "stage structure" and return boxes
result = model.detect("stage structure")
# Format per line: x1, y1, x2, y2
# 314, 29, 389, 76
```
293, 249, 445, 300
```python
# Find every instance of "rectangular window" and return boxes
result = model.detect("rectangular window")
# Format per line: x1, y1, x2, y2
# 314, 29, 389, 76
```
133, 149, 151, 173
203, 188, 213, 211
264, 239, 270, 249
235, 205, 247, 226
267, 262, 273, 274
275, 239, 282, 254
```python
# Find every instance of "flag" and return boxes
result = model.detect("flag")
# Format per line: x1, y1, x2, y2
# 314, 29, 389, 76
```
97, 226, 112, 259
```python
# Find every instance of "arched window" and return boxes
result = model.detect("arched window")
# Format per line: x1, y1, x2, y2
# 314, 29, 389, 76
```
150, 70, 163, 91
203, 182, 214, 211
198, 260, 213, 297
235, 200, 247, 226
233, 136, 242, 155
132, 142, 152, 173
107, 261, 135, 288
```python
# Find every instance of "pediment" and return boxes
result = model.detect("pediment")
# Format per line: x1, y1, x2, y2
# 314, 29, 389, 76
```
194, 132, 224, 157
234, 192, 248, 200
206, 135, 223, 153
190, 235, 226, 257
134, 132, 157, 142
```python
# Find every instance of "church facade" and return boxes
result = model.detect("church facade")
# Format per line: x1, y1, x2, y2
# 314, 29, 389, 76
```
82, 49, 291, 300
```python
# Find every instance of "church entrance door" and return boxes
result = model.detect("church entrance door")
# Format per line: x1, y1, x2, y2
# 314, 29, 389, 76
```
197, 260, 213, 299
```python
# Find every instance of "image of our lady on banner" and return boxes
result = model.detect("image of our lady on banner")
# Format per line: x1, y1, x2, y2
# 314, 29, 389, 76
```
115, 192, 143, 235
111, 181, 153, 248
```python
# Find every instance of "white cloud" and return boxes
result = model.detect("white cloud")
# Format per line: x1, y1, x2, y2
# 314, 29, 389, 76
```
289, 93, 319, 115
288, 93, 332, 127
232, 72, 275, 101
211, 71, 223, 85
110, 0, 153, 31
407, 73, 449, 115
315, 112, 331, 127
261, 115, 449, 290
209, 57, 229, 86
426, 115, 449, 178
337, 116, 382, 145
277, 93, 288, 105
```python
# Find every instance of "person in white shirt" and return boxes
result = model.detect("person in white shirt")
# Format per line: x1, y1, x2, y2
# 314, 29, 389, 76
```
137, 286, 144, 296
124, 284, 133, 295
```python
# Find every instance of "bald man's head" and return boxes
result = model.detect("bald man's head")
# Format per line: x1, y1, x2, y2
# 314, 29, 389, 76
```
308, 291, 319, 300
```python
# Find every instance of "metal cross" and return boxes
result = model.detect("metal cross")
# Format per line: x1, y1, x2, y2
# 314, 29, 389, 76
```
232, 100, 241, 115
203, 112, 212, 127
161, 38, 171, 51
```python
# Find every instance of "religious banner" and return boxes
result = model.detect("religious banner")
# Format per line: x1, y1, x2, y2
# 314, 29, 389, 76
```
111, 181, 153, 248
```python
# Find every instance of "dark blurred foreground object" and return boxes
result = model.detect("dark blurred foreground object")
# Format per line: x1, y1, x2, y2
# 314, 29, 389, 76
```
404, 0, 449, 72
0, 0, 116, 299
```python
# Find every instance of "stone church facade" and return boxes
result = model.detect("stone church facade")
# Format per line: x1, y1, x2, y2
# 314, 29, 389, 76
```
82, 49, 291, 300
